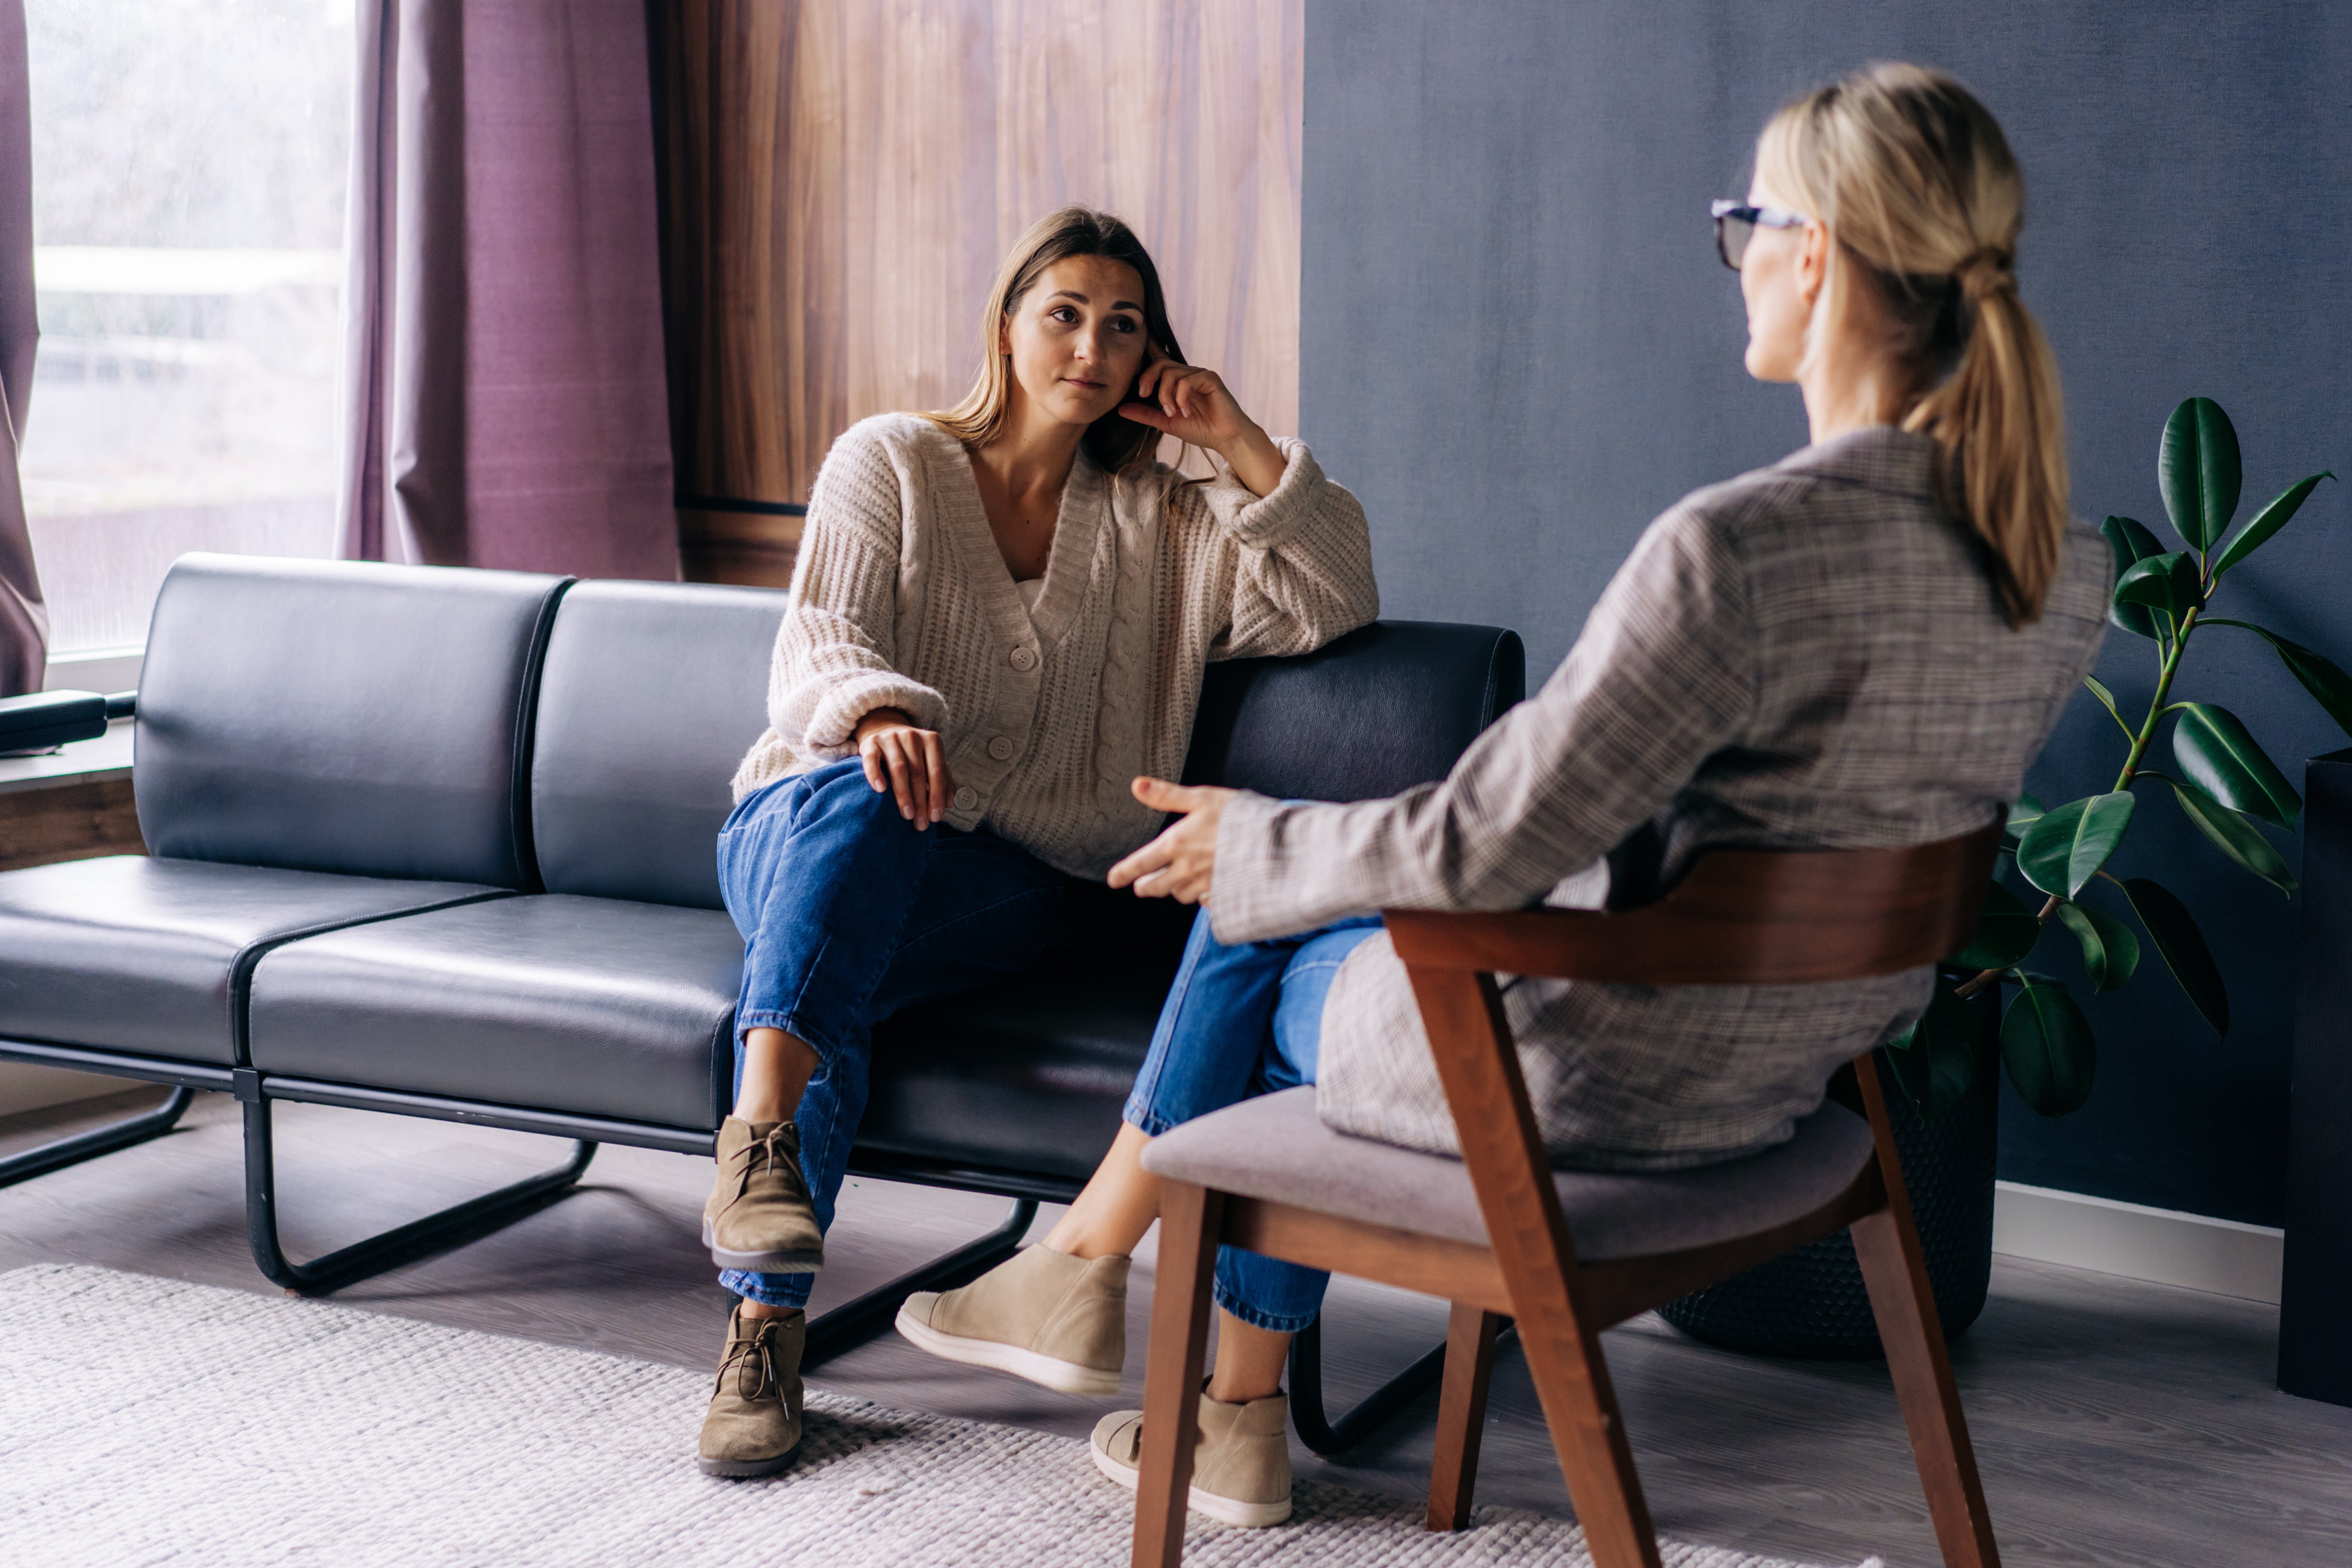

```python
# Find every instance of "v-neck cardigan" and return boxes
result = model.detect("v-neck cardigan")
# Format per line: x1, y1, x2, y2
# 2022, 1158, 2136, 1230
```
731, 413, 1379, 880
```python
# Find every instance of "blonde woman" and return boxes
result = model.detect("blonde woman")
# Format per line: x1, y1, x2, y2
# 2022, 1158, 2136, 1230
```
695, 208, 1377, 1476
902, 65, 2108, 1529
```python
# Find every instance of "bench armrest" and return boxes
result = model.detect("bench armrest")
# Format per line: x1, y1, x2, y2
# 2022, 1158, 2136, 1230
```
0, 688, 134, 752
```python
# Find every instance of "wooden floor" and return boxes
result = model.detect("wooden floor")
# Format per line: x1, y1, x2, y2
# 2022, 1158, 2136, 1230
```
5, 1088, 2348, 1568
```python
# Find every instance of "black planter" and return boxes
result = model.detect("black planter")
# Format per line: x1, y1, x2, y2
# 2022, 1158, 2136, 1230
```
1656, 981, 2000, 1358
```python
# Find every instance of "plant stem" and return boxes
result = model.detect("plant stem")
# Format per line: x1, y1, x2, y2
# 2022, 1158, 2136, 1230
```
1951, 604, 2205, 1001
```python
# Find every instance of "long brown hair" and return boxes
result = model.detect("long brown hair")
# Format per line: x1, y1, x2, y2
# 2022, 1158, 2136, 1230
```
929, 206, 1185, 478
1758, 63, 2067, 626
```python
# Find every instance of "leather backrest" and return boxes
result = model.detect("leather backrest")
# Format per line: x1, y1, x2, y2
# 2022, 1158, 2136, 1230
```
134, 554, 569, 886
529, 580, 787, 908
1182, 620, 1525, 800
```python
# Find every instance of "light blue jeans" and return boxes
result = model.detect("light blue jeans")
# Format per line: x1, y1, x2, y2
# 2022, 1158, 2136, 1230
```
715, 758, 1065, 1308
1123, 908, 1383, 1332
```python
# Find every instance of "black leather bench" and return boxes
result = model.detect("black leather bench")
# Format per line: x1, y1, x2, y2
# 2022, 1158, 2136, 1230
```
0, 553, 1521, 1447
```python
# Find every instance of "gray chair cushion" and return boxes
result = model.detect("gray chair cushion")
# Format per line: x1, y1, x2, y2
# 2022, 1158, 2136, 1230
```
247, 894, 741, 1131
1138, 1086, 1877, 1264
134, 553, 567, 887
529, 580, 787, 909
0, 856, 497, 1065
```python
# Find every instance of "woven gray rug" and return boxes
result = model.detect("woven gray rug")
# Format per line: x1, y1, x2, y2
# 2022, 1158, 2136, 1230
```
0, 1265, 1873, 1567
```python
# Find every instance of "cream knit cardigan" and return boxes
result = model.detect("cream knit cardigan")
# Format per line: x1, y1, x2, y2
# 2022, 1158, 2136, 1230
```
730, 413, 1379, 879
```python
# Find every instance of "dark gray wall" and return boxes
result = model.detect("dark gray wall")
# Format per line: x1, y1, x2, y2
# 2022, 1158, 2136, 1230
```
1300, 2, 2352, 1226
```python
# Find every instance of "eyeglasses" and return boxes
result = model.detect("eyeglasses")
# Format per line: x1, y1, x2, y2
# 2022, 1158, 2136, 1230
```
1711, 200, 1809, 271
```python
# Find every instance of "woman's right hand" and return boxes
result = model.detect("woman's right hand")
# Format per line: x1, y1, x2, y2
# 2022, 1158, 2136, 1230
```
856, 708, 955, 825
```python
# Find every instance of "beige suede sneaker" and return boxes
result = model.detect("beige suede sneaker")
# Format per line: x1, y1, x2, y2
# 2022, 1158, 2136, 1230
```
695, 1303, 805, 1478
704, 1116, 824, 1273
1089, 1389, 1293, 1528
893, 1244, 1127, 1396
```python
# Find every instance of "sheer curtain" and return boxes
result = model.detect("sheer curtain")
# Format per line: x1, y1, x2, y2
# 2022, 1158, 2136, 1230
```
0, 0, 43, 694
660, 0, 1304, 573
338, 0, 678, 580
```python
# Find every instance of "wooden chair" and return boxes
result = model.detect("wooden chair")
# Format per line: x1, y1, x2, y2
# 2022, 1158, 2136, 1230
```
1128, 822, 2005, 1568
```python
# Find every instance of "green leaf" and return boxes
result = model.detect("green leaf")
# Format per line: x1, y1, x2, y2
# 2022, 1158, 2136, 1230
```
2082, 674, 2133, 739
2171, 702, 2302, 830
2211, 472, 2335, 579
1948, 880, 2041, 969
2055, 899, 2141, 992
2003, 794, 2045, 850
2112, 550, 2203, 624
2001, 981, 2097, 1115
1885, 983, 1980, 1124
2202, 619, 2352, 744
2169, 780, 2297, 894
2101, 516, 2167, 640
2016, 791, 2137, 899
2119, 876, 2229, 1036
2160, 396, 2242, 552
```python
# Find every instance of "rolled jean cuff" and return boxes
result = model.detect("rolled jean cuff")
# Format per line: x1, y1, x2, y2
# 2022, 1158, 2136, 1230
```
1211, 1276, 1319, 1334
733, 1007, 839, 1062
1121, 1105, 1183, 1138
720, 1267, 812, 1309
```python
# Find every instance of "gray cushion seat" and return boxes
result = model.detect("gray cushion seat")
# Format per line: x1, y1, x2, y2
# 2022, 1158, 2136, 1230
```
0, 857, 495, 1065
246, 894, 741, 1131
1138, 1085, 1877, 1264
0, 554, 570, 1069
238, 579, 783, 1135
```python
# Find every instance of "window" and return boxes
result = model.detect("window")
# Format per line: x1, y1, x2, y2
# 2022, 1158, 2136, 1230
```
22, 0, 351, 656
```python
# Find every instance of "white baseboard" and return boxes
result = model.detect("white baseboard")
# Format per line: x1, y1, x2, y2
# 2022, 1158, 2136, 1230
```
1993, 1179, 2284, 1304
0, 1062, 137, 1119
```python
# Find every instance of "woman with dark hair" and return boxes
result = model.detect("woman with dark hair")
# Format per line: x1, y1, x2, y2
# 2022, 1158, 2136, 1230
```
903, 65, 2108, 1531
694, 206, 1377, 1476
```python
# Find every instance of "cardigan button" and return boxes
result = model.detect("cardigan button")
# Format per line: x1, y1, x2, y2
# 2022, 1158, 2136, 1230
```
1009, 645, 1037, 671
953, 786, 978, 812
987, 735, 1014, 761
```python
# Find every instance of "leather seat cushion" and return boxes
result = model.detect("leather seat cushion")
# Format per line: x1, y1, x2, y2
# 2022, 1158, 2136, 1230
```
1139, 1086, 1877, 1263
247, 894, 742, 1131
866, 947, 1179, 1185
0, 856, 498, 1065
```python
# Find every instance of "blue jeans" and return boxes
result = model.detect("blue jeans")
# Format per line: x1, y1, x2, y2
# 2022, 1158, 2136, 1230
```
715, 757, 1065, 1307
1124, 908, 1382, 1332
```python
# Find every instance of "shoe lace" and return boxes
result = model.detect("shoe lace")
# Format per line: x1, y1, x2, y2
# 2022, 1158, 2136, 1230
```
716, 1321, 779, 1401
728, 1122, 795, 1201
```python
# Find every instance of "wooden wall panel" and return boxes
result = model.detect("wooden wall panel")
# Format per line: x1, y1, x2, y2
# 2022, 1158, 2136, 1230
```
661, 0, 1303, 580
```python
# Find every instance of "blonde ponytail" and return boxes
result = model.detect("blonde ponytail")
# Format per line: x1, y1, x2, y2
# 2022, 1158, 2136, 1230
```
1759, 64, 2068, 626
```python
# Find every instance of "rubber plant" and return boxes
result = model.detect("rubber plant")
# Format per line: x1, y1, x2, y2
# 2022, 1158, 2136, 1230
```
1889, 396, 2338, 1119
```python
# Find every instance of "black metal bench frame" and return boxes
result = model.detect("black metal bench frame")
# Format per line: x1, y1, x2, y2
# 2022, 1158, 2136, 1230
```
0, 1032, 1441, 1450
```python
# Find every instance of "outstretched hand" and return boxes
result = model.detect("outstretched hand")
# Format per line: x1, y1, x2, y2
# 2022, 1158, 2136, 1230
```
1107, 776, 1236, 903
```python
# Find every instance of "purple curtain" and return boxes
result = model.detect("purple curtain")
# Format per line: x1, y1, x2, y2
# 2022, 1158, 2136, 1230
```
0, 0, 44, 695
339, 0, 678, 580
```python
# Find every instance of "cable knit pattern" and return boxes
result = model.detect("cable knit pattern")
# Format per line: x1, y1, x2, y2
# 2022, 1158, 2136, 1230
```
732, 413, 1377, 879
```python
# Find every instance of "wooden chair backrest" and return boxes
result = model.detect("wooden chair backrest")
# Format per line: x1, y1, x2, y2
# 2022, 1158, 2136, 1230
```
1383, 820, 2001, 986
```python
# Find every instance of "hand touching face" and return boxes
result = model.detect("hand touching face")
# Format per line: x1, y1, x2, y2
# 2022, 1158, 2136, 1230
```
1000, 256, 1152, 429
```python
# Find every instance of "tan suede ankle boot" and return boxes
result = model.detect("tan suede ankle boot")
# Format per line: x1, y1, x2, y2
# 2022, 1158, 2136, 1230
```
704, 1116, 824, 1273
1090, 1388, 1293, 1527
893, 1244, 1127, 1396
696, 1303, 805, 1478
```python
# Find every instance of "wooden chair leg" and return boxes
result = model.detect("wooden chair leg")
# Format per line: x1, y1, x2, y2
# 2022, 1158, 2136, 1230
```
1852, 1204, 2002, 1568
1425, 1303, 1503, 1531
1513, 1303, 1663, 1568
1131, 1181, 1221, 1568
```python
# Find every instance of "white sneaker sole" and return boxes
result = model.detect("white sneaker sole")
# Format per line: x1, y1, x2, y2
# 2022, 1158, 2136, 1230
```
892, 1304, 1122, 1398
1088, 1434, 1293, 1528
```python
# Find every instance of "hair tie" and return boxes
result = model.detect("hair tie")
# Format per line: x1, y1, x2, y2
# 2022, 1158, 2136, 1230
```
1955, 248, 2015, 303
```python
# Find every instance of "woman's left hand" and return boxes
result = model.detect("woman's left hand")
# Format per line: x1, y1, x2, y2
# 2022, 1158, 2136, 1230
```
1119, 350, 1286, 496
1107, 776, 1236, 903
